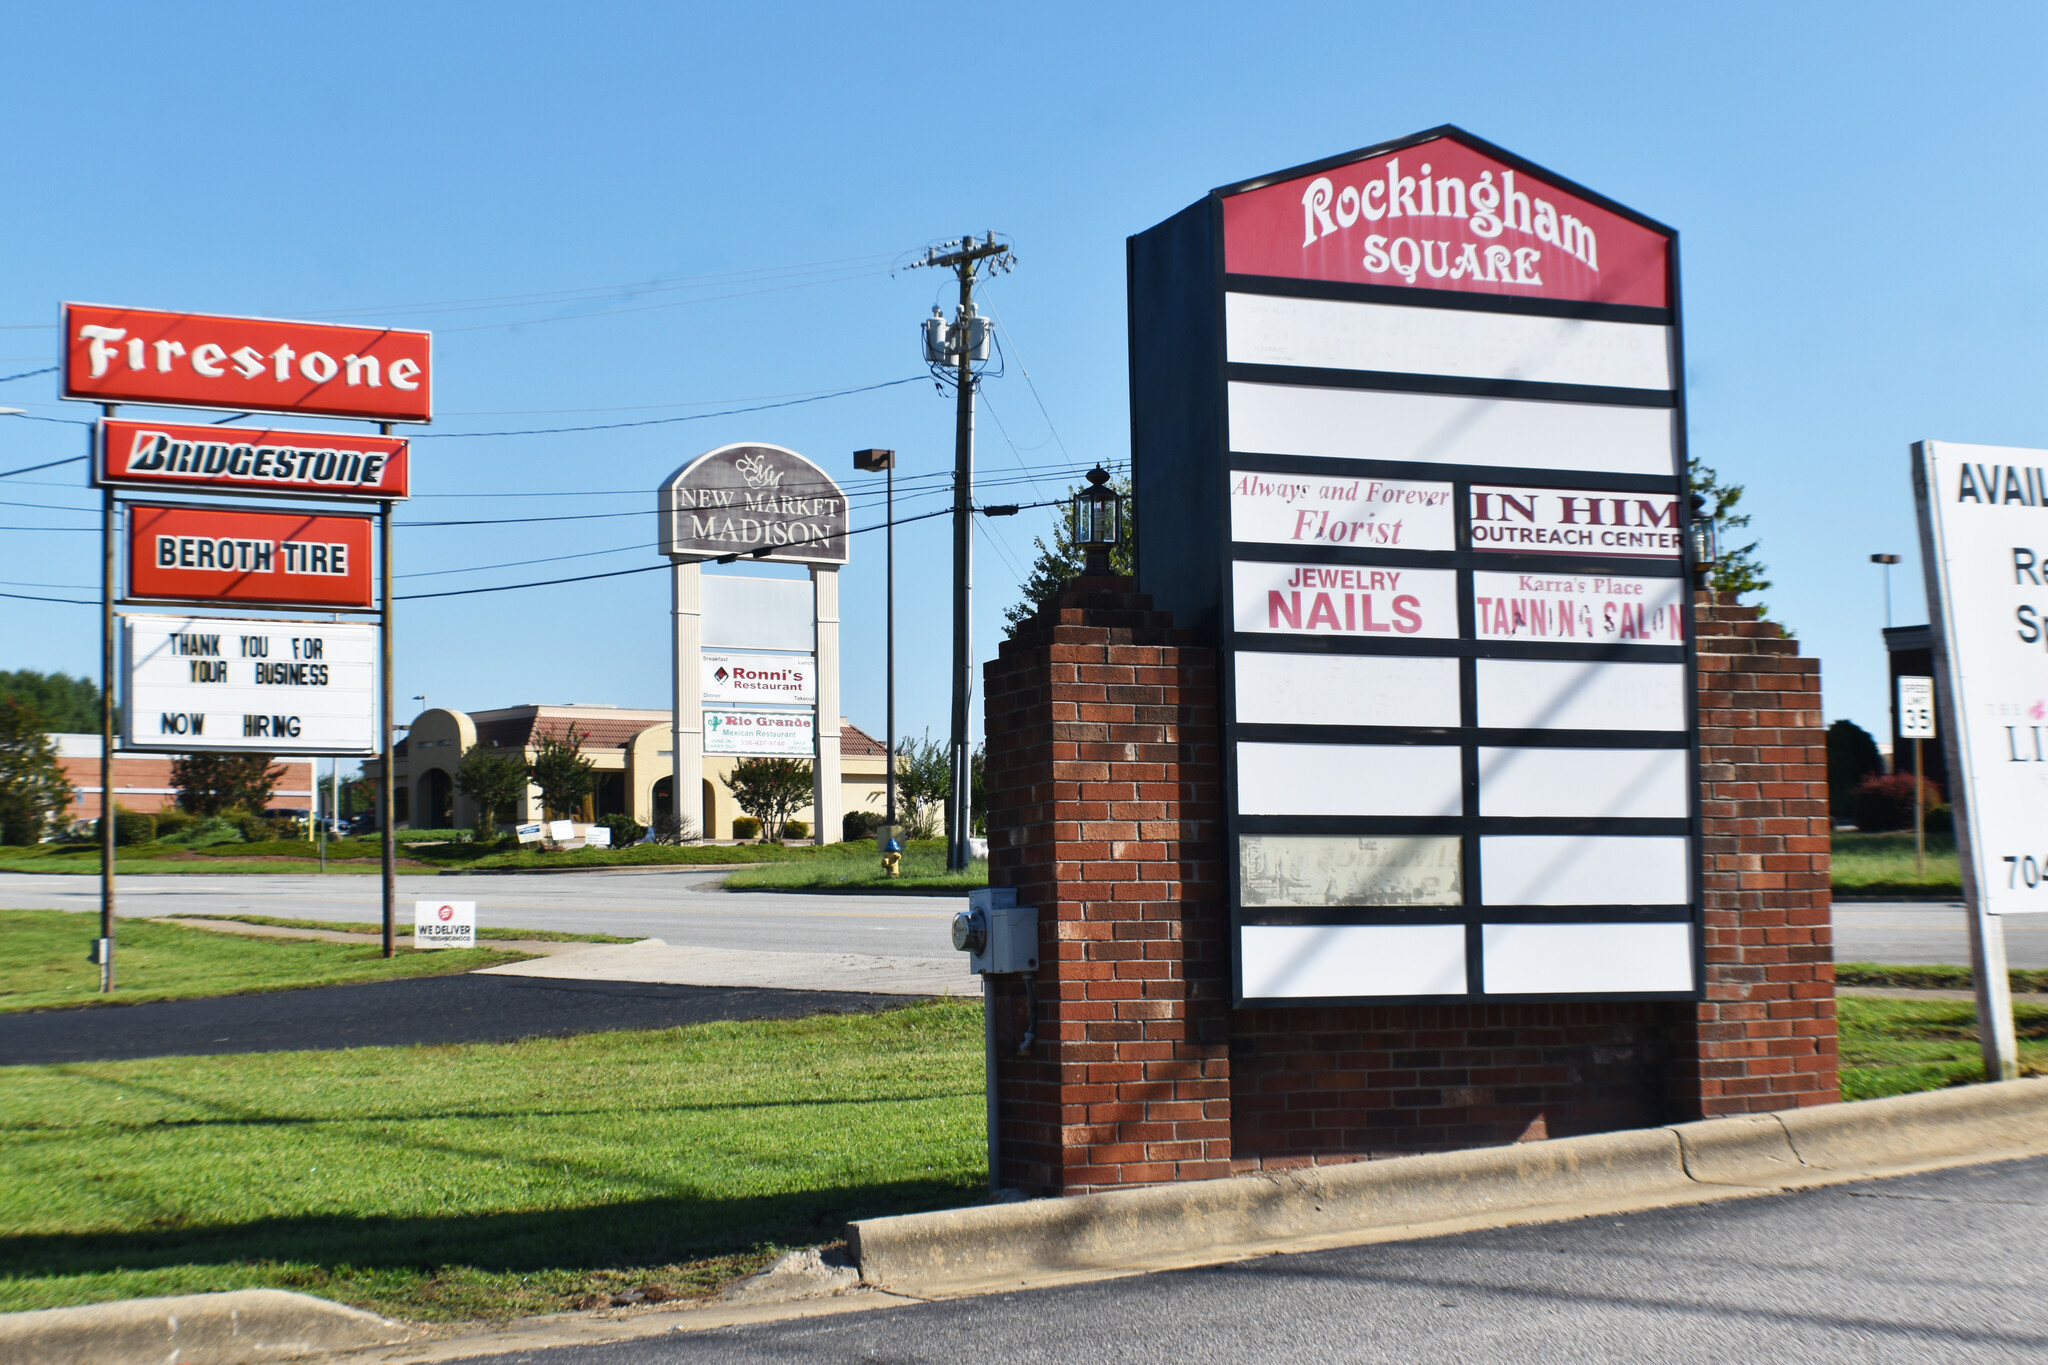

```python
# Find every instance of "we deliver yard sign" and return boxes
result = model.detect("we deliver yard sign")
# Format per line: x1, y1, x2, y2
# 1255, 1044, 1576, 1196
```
1129, 125, 1700, 1007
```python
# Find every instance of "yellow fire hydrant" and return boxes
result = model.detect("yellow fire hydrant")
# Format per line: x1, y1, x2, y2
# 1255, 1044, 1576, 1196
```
881, 836, 903, 878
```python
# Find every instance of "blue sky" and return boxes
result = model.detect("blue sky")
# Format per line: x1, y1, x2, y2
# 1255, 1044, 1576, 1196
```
3, 2, 2043, 760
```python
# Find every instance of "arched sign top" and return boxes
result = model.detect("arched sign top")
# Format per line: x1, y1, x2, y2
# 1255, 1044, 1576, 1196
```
657, 442, 849, 565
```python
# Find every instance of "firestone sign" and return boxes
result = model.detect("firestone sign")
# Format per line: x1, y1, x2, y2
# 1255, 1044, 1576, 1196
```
63, 303, 432, 422
658, 443, 848, 564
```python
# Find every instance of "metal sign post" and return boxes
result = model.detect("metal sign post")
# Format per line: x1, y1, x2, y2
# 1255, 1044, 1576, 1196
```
1911, 440, 2039, 1082
1898, 674, 1935, 877
63, 304, 429, 982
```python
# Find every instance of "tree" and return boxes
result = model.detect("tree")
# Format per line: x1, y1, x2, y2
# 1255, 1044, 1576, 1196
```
456, 742, 528, 840
529, 728, 596, 820
0, 669, 106, 734
726, 757, 813, 841
0, 698, 72, 844
1688, 458, 1774, 620
170, 753, 283, 817
1003, 472, 1136, 637
893, 731, 951, 839
1827, 720, 1884, 824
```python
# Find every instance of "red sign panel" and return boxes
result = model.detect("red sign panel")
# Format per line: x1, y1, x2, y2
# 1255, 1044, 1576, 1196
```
1222, 135, 1670, 309
63, 303, 432, 422
127, 504, 375, 609
99, 420, 409, 501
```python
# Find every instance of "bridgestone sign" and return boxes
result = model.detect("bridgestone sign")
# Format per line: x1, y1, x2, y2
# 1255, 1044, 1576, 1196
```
1129, 125, 1703, 1007
658, 443, 848, 564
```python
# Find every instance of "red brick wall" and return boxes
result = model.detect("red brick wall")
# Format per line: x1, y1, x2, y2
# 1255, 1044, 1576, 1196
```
1669, 592, 1838, 1114
982, 581, 1232, 1193
981, 585, 1834, 1194
59, 753, 317, 821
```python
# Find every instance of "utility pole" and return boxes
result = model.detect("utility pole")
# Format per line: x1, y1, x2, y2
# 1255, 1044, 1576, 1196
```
912, 233, 1014, 872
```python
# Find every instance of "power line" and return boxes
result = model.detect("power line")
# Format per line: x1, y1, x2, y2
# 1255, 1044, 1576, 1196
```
414, 375, 927, 438
0, 455, 87, 480
0, 588, 94, 605
0, 365, 57, 385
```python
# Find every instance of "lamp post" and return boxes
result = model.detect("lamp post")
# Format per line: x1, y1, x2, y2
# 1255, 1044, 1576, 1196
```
1870, 553, 1901, 628
854, 449, 896, 841
1072, 466, 1123, 575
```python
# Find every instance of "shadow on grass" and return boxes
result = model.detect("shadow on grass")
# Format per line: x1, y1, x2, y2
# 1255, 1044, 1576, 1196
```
0, 1177, 980, 1283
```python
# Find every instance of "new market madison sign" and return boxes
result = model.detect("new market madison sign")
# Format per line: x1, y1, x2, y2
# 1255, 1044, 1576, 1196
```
1128, 125, 1702, 1007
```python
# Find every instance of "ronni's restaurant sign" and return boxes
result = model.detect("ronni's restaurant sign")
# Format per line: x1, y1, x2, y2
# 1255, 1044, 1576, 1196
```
658, 443, 849, 564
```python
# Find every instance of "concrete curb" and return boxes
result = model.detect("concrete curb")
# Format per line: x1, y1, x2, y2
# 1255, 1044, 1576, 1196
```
0, 1288, 409, 1365
849, 1077, 2048, 1298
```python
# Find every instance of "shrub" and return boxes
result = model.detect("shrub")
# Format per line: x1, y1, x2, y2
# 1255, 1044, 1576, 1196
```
843, 810, 881, 842
783, 819, 809, 841
101, 807, 155, 846
161, 815, 244, 848
1853, 773, 1942, 832
228, 809, 299, 843
650, 812, 698, 845
1826, 720, 1883, 823
153, 809, 194, 838
731, 815, 761, 841
603, 813, 646, 847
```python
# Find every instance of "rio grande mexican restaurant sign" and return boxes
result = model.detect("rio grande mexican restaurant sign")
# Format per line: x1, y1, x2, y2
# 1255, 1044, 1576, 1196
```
659, 443, 848, 564
1915, 441, 2048, 914
63, 304, 432, 422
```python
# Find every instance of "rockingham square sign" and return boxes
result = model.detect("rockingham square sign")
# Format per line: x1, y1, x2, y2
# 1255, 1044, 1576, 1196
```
1129, 125, 1702, 1006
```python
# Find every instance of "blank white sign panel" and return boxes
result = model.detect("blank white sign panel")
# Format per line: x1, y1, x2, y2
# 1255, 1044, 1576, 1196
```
1481, 835, 1690, 906
1234, 652, 1460, 728
1237, 742, 1462, 817
1478, 747, 1688, 819
1224, 293, 1674, 391
1481, 922, 1694, 994
1228, 382, 1676, 477
1241, 924, 1468, 998
1476, 659, 1686, 732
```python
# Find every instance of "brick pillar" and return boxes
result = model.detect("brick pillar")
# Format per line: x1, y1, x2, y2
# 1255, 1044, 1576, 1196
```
981, 586, 1838, 1194
1669, 591, 1839, 1114
981, 579, 1231, 1194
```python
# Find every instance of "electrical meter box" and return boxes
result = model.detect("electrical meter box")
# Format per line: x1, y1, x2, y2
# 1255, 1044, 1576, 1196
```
955, 887, 1039, 975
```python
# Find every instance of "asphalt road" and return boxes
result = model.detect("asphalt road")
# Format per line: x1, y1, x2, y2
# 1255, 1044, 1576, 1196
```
477, 1155, 2048, 1364
6, 871, 2046, 967
0, 868, 964, 960
0, 975, 904, 1066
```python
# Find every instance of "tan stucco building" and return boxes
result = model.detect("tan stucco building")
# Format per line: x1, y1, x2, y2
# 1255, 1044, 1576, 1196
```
364, 703, 889, 839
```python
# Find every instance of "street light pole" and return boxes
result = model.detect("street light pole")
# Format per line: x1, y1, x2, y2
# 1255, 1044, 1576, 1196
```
1871, 553, 1901, 628
854, 450, 898, 835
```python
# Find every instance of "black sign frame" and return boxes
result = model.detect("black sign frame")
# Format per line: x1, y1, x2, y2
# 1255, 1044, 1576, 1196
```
1128, 125, 1706, 1008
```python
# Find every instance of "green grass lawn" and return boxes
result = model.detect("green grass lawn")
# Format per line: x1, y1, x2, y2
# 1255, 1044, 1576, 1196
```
1831, 830, 1961, 896
1839, 993, 2048, 1099
0, 838, 798, 876
722, 838, 988, 891
0, 910, 528, 1014
0, 1001, 985, 1320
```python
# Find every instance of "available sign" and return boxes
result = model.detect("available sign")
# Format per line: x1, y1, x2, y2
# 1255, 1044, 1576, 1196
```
1914, 441, 2048, 914
1229, 471, 1453, 549
123, 614, 378, 754
703, 708, 814, 756
1470, 486, 1682, 557
702, 652, 816, 704
1471, 571, 1684, 645
63, 303, 432, 422
127, 504, 374, 609
413, 900, 476, 949
98, 419, 409, 501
